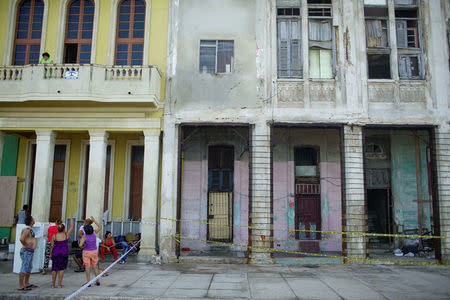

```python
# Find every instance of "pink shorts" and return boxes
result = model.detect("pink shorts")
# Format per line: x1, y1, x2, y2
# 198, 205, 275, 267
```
82, 250, 98, 267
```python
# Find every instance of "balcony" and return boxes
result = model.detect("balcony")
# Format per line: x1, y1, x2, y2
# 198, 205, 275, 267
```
277, 80, 336, 108
0, 64, 161, 108
367, 80, 427, 109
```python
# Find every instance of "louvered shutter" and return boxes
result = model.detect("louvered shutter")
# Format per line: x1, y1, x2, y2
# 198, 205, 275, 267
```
396, 20, 407, 48
278, 20, 289, 77
291, 20, 302, 77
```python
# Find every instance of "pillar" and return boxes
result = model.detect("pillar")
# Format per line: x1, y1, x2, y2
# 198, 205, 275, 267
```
436, 123, 450, 264
32, 130, 56, 222
249, 121, 272, 264
138, 130, 161, 259
0, 131, 4, 174
86, 130, 109, 224
343, 125, 366, 262
159, 119, 178, 262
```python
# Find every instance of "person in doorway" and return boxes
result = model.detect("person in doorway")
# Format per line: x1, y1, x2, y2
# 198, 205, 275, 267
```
18, 216, 38, 291
50, 215, 74, 288
16, 205, 29, 225
79, 216, 102, 286
42, 219, 62, 275
100, 231, 118, 261
39, 52, 53, 64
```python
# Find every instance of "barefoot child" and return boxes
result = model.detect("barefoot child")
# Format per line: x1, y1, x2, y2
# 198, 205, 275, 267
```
50, 215, 74, 288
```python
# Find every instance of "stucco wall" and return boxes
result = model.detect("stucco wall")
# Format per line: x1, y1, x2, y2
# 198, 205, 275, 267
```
272, 128, 342, 253
180, 127, 249, 251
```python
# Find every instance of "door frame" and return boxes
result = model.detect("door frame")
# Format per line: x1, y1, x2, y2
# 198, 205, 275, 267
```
123, 139, 144, 220
77, 139, 116, 221
23, 139, 70, 221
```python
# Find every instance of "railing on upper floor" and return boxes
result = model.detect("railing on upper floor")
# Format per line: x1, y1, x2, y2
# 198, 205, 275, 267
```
0, 64, 161, 106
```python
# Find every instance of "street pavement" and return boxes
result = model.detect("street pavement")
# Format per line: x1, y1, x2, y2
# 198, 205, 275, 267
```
0, 259, 449, 299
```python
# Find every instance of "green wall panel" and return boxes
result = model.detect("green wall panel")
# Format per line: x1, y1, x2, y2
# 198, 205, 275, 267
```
1, 134, 19, 176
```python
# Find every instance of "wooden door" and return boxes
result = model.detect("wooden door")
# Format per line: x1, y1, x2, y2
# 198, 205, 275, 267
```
295, 192, 321, 240
129, 146, 143, 221
49, 145, 66, 222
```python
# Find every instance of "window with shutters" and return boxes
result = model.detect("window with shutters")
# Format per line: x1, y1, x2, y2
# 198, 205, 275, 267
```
13, 0, 44, 65
115, 0, 145, 65
308, 0, 333, 79
277, 7, 302, 78
395, 1, 423, 79
199, 40, 234, 74
364, 4, 391, 78
64, 0, 94, 64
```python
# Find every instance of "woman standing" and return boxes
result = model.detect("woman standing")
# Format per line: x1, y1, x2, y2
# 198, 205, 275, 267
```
79, 216, 102, 286
42, 218, 62, 275
50, 215, 74, 288
100, 231, 118, 261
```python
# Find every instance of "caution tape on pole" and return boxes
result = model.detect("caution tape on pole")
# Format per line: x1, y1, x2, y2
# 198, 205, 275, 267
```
167, 234, 450, 268
160, 217, 448, 239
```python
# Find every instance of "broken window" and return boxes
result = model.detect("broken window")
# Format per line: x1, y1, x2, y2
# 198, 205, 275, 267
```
277, 6, 302, 78
395, 1, 423, 79
199, 40, 234, 74
364, 4, 391, 79
308, 0, 333, 78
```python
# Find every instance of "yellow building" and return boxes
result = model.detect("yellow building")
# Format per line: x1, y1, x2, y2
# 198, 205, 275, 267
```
0, 0, 168, 258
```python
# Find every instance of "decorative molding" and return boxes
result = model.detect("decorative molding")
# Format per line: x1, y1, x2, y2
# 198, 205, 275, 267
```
399, 84, 426, 103
309, 81, 335, 103
277, 81, 304, 106
368, 82, 395, 103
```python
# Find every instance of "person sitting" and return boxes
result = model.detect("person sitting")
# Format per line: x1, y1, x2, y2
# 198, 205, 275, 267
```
71, 241, 84, 272
119, 233, 141, 264
100, 231, 118, 261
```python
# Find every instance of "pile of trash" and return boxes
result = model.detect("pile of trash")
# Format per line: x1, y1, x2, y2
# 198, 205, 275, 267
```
393, 238, 434, 258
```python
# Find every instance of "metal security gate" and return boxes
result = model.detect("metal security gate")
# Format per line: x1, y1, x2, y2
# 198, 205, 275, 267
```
208, 192, 233, 241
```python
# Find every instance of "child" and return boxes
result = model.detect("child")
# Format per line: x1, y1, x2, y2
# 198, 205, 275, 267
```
50, 215, 74, 288
79, 216, 102, 286
100, 231, 118, 261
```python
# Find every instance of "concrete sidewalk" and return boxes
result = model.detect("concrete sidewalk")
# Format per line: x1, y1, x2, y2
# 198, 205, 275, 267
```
0, 259, 449, 299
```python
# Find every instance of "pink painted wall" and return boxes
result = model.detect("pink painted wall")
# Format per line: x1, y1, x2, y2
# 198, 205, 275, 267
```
273, 129, 342, 253
181, 158, 249, 251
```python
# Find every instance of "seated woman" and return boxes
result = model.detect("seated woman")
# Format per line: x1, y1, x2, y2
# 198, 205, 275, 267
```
100, 231, 118, 261
119, 233, 141, 263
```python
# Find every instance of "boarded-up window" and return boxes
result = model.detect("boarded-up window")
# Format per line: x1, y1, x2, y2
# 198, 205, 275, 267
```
13, 0, 44, 65
199, 40, 234, 73
64, 0, 94, 64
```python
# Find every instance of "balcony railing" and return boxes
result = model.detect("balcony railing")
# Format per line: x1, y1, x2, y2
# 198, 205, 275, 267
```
367, 80, 427, 108
0, 64, 161, 107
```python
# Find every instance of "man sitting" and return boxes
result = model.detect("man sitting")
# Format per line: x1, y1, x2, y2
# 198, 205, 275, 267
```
119, 233, 141, 264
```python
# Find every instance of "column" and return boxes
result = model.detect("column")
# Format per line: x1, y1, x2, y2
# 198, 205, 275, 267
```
436, 124, 450, 264
139, 130, 161, 260
32, 130, 56, 222
0, 131, 4, 174
249, 121, 272, 264
343, 125, 366, 262
86, 130, 109, 224
159, 119, 178, 262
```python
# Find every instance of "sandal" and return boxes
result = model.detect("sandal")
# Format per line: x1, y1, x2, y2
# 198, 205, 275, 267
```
59, 285, 64, 288
26, 284, 38, 289
17, 287, 32, 291
51, 284, 56, 288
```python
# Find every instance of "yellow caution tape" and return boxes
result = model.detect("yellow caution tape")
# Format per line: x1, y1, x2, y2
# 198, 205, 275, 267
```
160, 217, 447, 239
167, 234, 450, 268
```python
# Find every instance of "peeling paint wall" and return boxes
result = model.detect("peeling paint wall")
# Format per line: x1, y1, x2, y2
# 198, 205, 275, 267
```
180, 127, 249, 251
169, 0, 260, 111
272, 128, 342, 253
390, 130, 431, 233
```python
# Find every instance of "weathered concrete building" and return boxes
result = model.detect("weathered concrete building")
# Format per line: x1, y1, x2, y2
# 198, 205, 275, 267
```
160, 0, 450, 265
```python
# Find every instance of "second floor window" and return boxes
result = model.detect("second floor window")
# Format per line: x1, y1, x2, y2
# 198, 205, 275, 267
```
115, 0, 145, 65
277, 7, 302, 78
199, 40, 234, 74
13, 0, 44, 65
64, 0, 94, 64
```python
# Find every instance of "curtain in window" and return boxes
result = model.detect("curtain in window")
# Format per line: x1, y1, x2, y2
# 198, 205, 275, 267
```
309, 49, 332, 78
366, 20, 383, 48
14, 0, 44, 65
